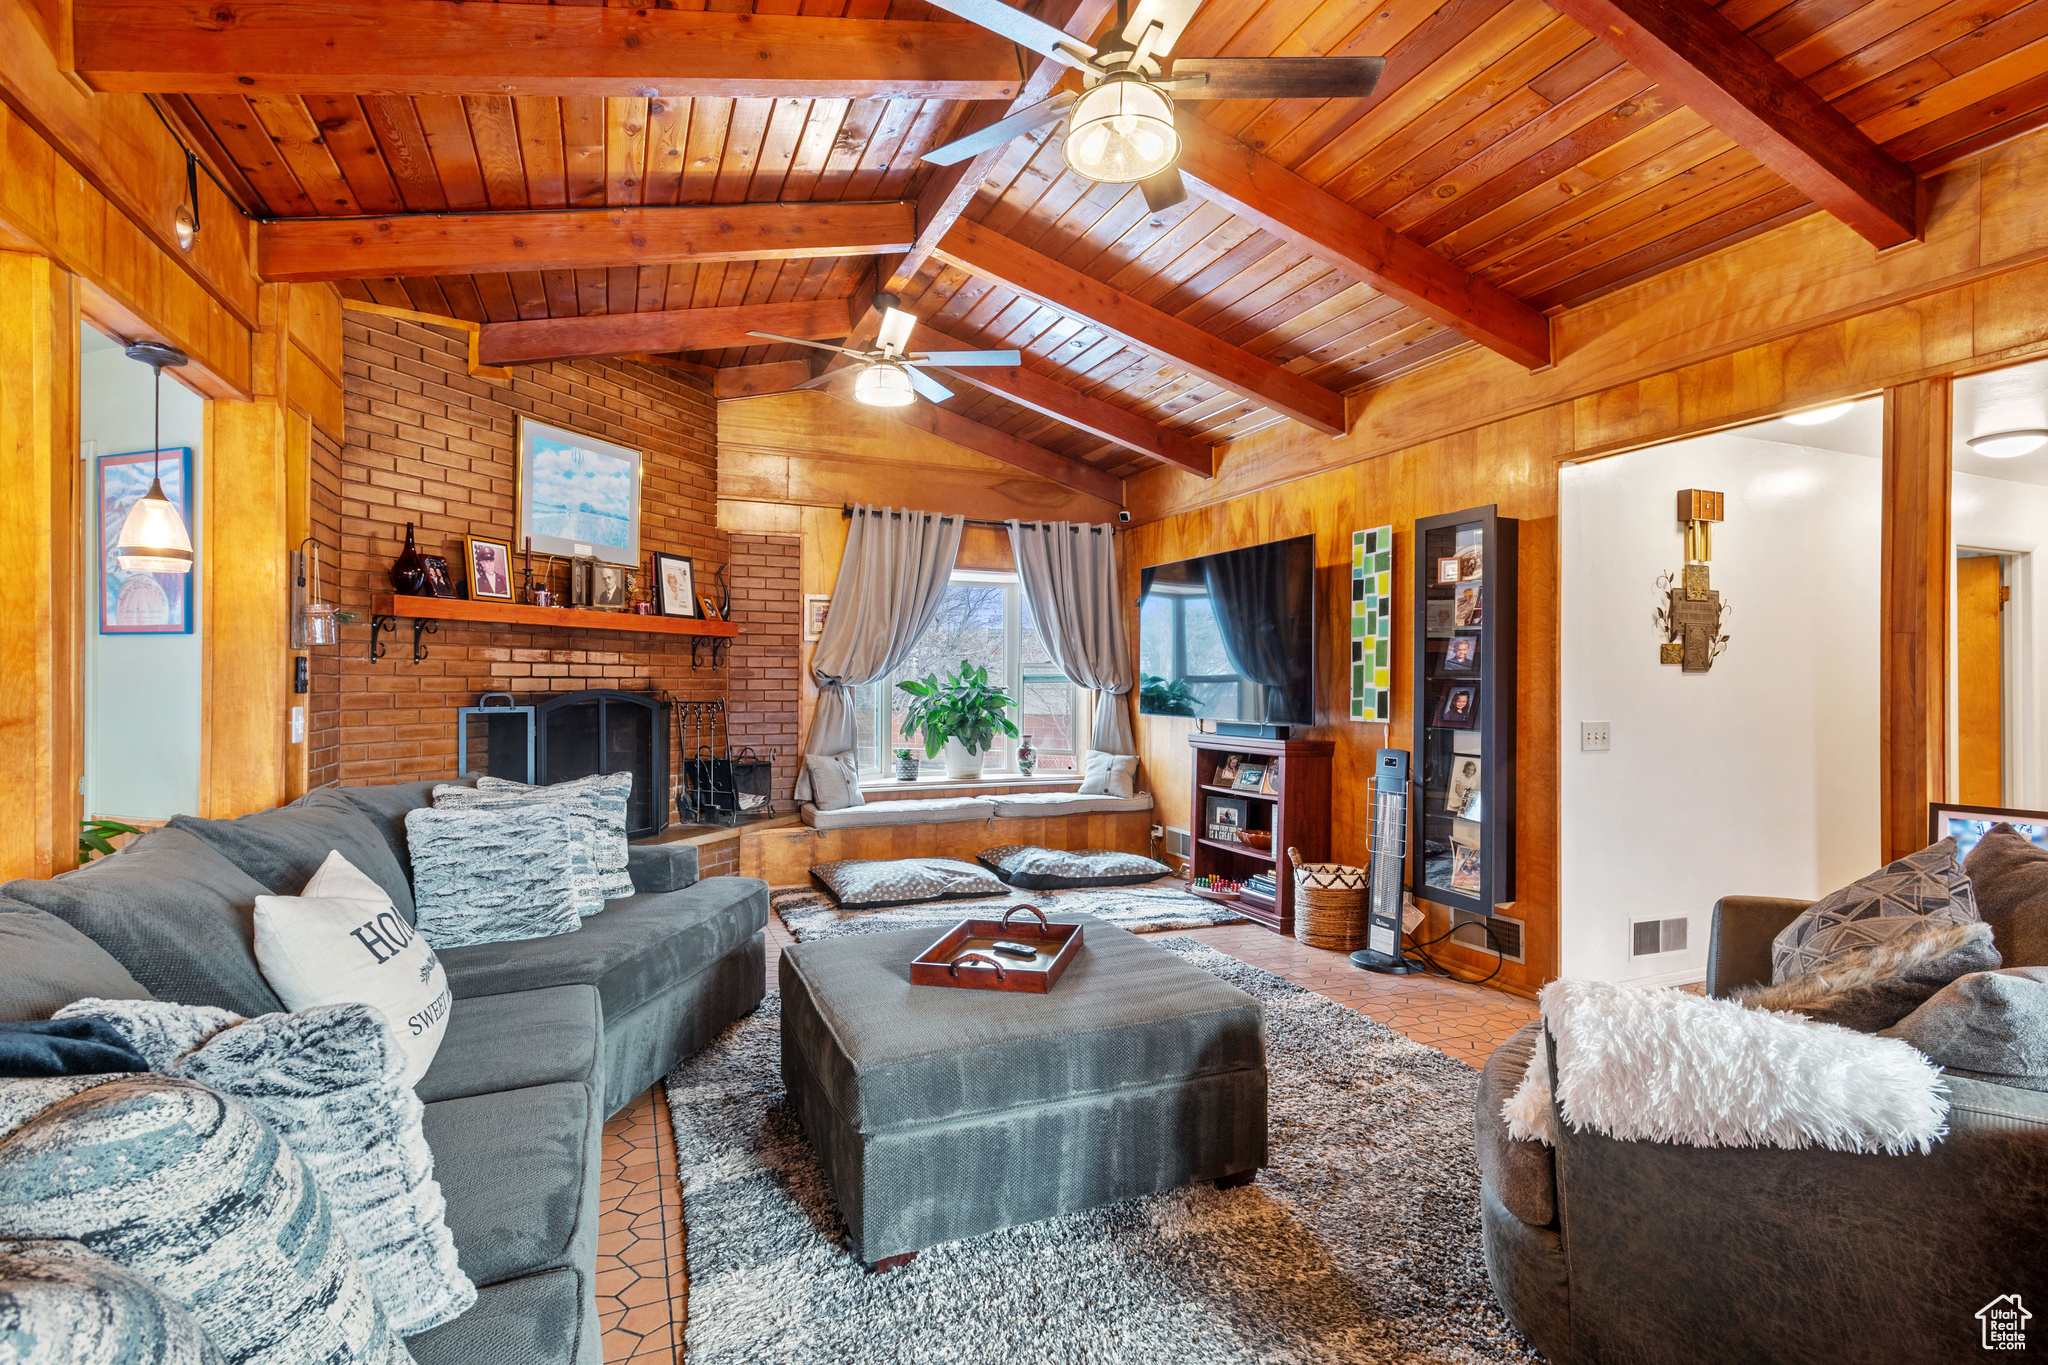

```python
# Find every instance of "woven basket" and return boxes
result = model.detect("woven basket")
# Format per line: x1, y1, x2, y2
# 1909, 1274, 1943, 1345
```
1289, 847, 1371, 951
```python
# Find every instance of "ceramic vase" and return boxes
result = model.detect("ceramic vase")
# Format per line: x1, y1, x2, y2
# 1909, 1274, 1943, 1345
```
389, 521, 429, 595
1016, 734, 1037, 777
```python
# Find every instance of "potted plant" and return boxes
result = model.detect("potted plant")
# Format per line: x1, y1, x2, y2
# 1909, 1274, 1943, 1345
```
1140, 672, 1199, 717
897, 660, 1020, 780
893, 748, 921, 782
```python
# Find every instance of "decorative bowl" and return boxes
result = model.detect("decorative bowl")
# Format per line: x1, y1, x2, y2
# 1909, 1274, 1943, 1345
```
1240, 830, 1273, 851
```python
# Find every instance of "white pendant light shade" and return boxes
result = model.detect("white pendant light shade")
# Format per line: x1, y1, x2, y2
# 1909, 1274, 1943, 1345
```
1063, 77, 1179, 184
115, 477, 194, 573
854, 362, 916, 407
1968, 429, 2048, 459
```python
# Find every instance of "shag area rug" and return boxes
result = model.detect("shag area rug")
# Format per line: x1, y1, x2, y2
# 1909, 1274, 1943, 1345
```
773, 878, 1247, 942
665, 938, 1539, 1365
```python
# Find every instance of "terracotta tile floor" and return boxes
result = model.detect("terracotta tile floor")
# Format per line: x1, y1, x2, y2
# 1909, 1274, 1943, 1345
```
594, 914, 1536, 1362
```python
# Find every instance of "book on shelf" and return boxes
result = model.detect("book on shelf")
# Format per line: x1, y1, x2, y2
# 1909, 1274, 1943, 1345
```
1237, 883, 1276, 908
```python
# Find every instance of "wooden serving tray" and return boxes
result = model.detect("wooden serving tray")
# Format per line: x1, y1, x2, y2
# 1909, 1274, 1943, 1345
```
910, 905, 1083, 994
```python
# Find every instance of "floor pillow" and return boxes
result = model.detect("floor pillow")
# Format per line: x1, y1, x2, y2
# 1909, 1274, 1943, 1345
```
404, 803, 583, 948
1735, 920, 2000, 1032
1770, 837, 1979, 981
0, 1238, 225, 1364
810, 857, 1007, 910
1882, 965, 2048, 1091
54, 998, 474, 1338
473, 772, 635, 901
0, 1073, 412, 1365
977, 845, 1170, 890
1962, 823, 2048, 967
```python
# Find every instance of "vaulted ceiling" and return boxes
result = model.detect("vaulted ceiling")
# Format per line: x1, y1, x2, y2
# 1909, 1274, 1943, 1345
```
98, 0, 2048, 493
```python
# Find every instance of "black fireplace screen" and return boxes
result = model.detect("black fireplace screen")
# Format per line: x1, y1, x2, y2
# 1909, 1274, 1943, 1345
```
532, 689, 670, 839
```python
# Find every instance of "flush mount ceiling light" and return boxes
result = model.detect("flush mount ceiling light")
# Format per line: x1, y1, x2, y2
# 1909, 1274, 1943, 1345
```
1784, 402, 1854, 426
112, 341, 194, 574
747, 294, 1021, 409
1968, 429, 2048, 459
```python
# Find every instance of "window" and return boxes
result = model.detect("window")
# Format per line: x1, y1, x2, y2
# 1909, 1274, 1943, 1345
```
849, 572, 1084, 778
1138, 585, 1245, 717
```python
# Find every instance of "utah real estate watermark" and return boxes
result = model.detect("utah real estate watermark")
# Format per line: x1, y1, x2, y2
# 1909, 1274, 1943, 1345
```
1979, 1295, 2031, 1351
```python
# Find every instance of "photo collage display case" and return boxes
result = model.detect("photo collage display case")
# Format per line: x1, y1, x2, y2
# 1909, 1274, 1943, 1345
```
1412, 505, 1516, 918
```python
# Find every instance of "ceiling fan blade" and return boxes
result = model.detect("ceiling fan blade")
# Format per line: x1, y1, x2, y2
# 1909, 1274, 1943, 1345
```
1122, 0, 1203, 62
908, 349, 1023, 366
795, 370, 841, 391
905, 367, 956, 403
1139, 167, 1187, 213
919, 0, 1097, 69
1166, 56, 1385, 101
921, 92, 1077, 167
744, 331, 865, 356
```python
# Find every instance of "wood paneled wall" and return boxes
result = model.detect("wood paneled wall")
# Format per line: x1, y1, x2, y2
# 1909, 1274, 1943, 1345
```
0, 251, 81, 880
1882, 377, 1952, 863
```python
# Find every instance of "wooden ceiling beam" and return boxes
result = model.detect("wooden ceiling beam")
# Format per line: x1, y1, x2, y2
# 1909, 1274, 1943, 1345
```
826, 387, 1124, 505
73, 0, 1024, 100
932, 221, 1347, 437
1175, 116, 1552, 372
1543, 0, 1919, 250
260, 203, 915, 283
477, 300, 851, 367
714, 360, 814, 401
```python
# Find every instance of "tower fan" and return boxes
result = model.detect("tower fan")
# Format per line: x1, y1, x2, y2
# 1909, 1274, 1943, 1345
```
1351, 748, 1423, 974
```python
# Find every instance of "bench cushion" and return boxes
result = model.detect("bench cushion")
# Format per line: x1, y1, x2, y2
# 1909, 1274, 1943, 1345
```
801, 797, 993, 829
985, 790, 1154, 818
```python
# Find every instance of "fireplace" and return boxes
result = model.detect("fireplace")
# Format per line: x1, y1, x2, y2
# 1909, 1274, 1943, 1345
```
528, 689, 669, 840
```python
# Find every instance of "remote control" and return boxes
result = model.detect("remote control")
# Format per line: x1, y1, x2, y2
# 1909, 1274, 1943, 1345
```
990, 941, 1037, 960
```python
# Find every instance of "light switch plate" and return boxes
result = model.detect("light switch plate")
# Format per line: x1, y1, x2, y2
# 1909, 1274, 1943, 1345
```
1580, 721, 1610, 752
290, 706, 305, 744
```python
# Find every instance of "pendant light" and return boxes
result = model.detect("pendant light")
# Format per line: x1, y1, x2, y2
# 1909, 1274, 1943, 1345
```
853, 362, 917, 408
113, 341, 194, 574
1063, 73, 1180, 184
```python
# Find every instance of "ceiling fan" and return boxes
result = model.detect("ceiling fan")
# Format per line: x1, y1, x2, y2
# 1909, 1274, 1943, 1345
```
918, 0, 1385, 211
747, 296, 1021, 408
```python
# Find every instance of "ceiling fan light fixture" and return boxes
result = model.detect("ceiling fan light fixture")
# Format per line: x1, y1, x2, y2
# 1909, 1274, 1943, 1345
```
1968, 429, 2048, 459
876, 307, 917, 355
854, 362, 917, 408
1064, 77, 1179, 184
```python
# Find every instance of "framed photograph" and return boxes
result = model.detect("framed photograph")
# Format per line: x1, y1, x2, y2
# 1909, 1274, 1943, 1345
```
418, 553, 458, 599
1433, 683, 1480, 729
1453, 585, 1483, 628
1259, 760, 1280, 795
463, 534, 514, 601
1435, 557, 1462, 585
1206, 795, 1248, 830
516, 415, 642, 568
803, 593, 831, 642
651, 552, 699, 618
1234, 762, 1267, 792
1215, 754, 1242, 786
700, 596, 721, 621
1424, 599, 1455, 638
1452, 816, 1482, 850
97, 447, 194, 634
1458, 544, 1484, 580
594, 563, 630, 612
1441, 628, 1482, 674
1928, 802, 2048, 860
1449, 844, 1482, 894
1447, 756, 1482, 812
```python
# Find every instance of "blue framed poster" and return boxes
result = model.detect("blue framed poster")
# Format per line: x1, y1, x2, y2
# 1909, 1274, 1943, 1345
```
97, 447, 194, 634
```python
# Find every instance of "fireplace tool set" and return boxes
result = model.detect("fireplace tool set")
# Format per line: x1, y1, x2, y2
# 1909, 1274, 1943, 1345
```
674, 698, 777, 826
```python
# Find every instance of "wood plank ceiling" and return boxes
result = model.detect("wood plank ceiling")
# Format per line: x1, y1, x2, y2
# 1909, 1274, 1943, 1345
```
150, 0, 2048, 482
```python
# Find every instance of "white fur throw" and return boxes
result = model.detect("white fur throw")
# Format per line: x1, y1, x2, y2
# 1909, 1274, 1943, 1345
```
56, 998, 475, 1337
1504, 978, 1950, 1154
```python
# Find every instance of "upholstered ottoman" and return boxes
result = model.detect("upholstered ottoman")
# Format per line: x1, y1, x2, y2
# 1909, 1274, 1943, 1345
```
779, 912, 1268, 1268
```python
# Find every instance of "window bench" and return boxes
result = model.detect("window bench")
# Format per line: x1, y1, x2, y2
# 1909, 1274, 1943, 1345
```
738, 789, 1156, 888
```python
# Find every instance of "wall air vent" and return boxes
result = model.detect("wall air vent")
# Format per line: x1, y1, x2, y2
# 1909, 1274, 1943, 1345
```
1163, 826, 1191, 859
1452, 909, 1524, 963
1631, 915, 1689, 957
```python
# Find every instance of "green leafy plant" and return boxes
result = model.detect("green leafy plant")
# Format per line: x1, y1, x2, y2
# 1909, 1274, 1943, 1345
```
895, 748, 914, 761
896, 660, 1020, 759
79, 817, 143, 863
1139, 672, 1199, 717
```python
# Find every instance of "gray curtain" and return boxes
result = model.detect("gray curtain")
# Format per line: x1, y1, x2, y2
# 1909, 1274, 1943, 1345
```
796, 505, 964, 801
1007, 519, 1134, 755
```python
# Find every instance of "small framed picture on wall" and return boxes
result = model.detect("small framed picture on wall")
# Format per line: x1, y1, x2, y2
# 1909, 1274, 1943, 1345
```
1433, 683, 1481, 729
652, 552, 699, 617
97, 447, 195, 634
803, 594, 832, 642
463, 534, 515, 601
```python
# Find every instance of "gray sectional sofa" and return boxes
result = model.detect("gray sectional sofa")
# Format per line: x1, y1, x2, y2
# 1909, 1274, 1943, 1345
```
0, 777, 770, 1365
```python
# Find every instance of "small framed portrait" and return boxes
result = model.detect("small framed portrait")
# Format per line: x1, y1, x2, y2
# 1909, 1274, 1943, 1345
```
1214, 753, 1242, 786
1458, 544, 1484, 580
1424, 599, 1455, 638
1446, 756, 1482, 812
1433, 683, 1480, 729
1206, 795, 1248, 830
700, 596, 721, 621
463, 534, 514, 601
1259, 760, 1280, 795
1453, 585, 1483, 628
1441, 628, 1482, 674
652, 552, 699, 618
1234, 761, 1267, 792
803, 593, 831, 642
418, 553, 458, 599
1435, 557, 1462, 585
594, 563, 630, 611
1449, 844, 1482, 895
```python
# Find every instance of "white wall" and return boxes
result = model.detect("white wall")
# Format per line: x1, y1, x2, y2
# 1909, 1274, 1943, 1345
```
1559, 428, 1883, 984
79, 330, 205, 821
1952, 470, 2048, 806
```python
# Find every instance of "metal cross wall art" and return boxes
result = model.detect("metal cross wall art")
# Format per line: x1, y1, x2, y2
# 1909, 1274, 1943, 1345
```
1656, 488, 1731, 673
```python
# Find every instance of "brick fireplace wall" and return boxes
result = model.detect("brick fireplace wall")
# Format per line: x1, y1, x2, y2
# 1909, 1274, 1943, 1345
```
726, 533, 802, 809
312, 311, 729, 823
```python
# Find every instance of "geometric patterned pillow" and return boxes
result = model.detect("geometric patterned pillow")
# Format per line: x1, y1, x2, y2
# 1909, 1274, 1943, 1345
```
473, 772, 635, 903
0, 1238, 226, 1364
1771, 837, 1981, 982
403, 803, 584, 949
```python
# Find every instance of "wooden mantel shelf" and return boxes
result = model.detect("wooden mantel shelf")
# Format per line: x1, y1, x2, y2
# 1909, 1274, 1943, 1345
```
372, 593, 738, 636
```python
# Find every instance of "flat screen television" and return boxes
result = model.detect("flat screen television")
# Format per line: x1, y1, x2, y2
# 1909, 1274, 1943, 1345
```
1137, 534, 1315, 727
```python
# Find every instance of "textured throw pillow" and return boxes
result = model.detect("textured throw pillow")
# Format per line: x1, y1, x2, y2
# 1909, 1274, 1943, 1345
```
1770, 838, 1979, 982
253, 851, 451, 1085
1882, 966, 2048, 1091
1963, 823, 2048, 968
403, 804, 583, 948
473, 772, 633, 902
0, 1073, 412, 1365
1735, 920, 2000, 1032
0, 1239, 225, 1365
0, 1020, 149, 1079
803, 753, 866, 812
977, 844, 1170, 890
56, 998, 474, 1338
1076, 750, 1139, 799
810, 857, 1008, 910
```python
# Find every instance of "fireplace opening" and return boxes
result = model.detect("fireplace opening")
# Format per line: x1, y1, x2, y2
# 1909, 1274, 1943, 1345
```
459, 688, 671, 840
